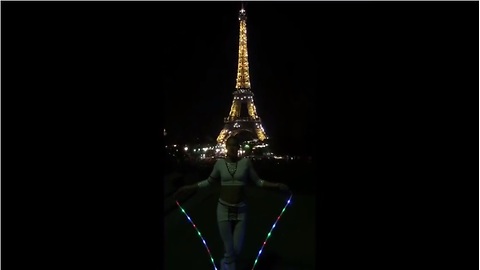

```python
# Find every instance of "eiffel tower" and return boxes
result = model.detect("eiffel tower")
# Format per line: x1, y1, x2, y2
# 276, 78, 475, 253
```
216, 4, 268, 145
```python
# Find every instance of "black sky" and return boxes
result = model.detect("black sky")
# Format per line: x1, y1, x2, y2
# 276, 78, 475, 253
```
162, 2, 320, 153
162, 1, 478, 155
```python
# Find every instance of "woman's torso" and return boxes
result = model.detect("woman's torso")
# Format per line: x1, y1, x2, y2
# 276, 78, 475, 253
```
217, 158, 249, 204
220, 186, 245, 204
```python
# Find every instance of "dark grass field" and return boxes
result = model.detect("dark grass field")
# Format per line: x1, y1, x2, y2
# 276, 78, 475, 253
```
164, 159, 316, 270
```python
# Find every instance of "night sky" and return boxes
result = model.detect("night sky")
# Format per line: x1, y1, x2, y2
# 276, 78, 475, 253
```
160, 1, 478, 156
162, 2, 320, 154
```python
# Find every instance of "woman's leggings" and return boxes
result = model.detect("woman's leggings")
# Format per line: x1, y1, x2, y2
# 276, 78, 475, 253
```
217, 199, 247, 269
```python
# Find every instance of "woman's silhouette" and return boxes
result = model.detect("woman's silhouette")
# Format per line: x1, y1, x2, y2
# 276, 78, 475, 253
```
174, 136, 289, 270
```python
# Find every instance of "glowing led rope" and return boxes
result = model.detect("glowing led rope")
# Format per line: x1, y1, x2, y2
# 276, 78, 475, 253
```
176, 193, 292, 270
251, 193, 293, 270
175, 200, 218, 270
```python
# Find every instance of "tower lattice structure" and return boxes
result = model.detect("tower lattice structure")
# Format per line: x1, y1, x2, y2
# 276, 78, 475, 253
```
216, 5, 268, 144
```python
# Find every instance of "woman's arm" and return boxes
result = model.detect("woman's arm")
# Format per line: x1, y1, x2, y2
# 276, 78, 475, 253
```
260, 180, 280, 189
196, 160, 221, 188
247, 159, 288, 190
174, 160, 221, 198
246, 158, 265, 187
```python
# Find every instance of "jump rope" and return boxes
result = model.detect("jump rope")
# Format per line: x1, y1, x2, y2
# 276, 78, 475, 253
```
175, 192, 293, 270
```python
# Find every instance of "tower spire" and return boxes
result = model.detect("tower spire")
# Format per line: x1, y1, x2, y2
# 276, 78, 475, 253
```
236, 3, 251, 89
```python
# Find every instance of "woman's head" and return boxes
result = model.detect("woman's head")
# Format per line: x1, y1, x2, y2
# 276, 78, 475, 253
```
225, 136, 240, 158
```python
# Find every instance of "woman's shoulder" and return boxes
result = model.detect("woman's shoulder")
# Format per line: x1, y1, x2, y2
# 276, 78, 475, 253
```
215, 158, 226, 163
240, 157, 253, 165
213, 158, 225, 169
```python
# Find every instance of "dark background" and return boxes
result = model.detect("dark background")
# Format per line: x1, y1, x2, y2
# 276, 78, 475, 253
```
2, 1, 478, 270
162, 1, 479, 157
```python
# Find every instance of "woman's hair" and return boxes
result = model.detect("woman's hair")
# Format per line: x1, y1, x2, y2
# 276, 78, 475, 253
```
226, 135, 240, 146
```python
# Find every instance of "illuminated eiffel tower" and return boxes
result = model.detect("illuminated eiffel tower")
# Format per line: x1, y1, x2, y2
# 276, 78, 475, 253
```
216, 4, 268, 145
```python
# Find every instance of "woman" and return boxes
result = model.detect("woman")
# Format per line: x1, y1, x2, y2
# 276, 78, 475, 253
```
174, 136, 289, 270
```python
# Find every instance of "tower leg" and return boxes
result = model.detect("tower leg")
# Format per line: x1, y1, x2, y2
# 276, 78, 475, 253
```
217, 128, 230, 144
